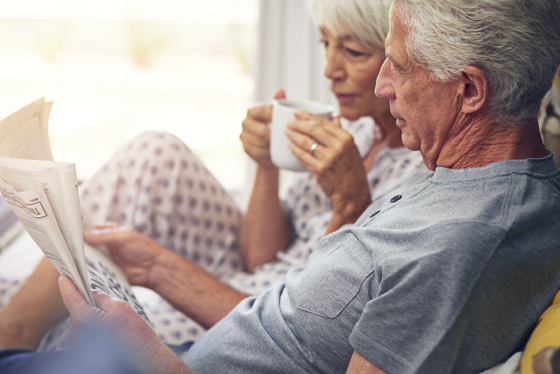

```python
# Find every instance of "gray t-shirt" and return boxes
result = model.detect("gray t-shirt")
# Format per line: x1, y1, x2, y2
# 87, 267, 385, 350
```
185, 154, 560, 374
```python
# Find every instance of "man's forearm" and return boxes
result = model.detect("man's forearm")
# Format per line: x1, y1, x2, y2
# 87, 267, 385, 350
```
148, 343, 195, 374
149, 251, 249, 329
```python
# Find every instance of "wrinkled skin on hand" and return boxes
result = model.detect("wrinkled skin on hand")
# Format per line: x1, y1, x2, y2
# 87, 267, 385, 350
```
286, 110, 372, 213
58, 276, 192, 374
83, 223, 165, 289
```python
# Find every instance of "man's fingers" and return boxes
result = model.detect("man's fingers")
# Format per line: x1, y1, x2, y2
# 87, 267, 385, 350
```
91, 290, 123, 313
58, 276, 93, 316
83, 226, 128, 246
95, 222, 121, 230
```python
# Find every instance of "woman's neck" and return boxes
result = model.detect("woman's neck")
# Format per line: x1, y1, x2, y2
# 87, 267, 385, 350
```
371, 109, 403, 149
361, 110, 404, 172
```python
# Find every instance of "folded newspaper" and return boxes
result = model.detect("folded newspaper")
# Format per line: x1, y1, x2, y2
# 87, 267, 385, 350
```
0, 99, 150, 325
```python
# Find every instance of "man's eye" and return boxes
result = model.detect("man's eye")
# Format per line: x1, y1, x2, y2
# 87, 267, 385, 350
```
391, 62, 403, 74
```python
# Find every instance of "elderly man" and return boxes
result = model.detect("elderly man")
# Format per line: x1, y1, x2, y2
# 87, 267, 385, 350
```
1, 0, 560, 373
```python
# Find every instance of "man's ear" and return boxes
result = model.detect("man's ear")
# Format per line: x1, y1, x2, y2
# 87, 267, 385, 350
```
459, 66, 488, 114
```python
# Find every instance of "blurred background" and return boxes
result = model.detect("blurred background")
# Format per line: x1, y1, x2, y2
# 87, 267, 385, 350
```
0, 0, 334, 204
0, 0, 257, 195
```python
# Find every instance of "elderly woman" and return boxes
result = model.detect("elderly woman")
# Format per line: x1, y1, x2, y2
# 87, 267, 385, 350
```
0, 0, 425, 351
1, 0, 560, 373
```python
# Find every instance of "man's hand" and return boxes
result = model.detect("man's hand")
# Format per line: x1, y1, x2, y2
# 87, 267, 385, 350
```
83, 223, 168, 289
59, 276, 192, 374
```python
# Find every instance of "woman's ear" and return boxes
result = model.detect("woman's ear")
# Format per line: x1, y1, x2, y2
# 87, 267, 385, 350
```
460, 66, 488, 114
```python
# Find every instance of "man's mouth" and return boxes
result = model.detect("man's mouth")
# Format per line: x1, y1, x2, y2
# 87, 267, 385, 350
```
390, 109, 405, 125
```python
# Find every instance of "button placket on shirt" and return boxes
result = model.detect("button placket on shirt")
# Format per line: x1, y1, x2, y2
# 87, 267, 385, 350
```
364, 194, 405, 225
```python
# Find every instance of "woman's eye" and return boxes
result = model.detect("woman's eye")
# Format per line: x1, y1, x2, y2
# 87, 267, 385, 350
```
345, 48, 364, 57
319, 40, 329, 48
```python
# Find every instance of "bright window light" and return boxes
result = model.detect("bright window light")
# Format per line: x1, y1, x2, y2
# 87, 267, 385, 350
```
0, 0, 258, 193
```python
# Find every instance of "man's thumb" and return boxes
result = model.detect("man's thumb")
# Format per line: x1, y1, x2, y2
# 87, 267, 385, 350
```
58, 276, 92, 316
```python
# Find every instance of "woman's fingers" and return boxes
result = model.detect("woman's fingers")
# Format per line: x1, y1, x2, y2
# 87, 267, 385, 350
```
286, 127, 326, 159
273, 88, 286, 100
287, 119, 331, 148
240, 123, 270, 147
290, 110, 348, 147
246, 104, 273, 124
332, 115, 342, 128
287, 139, 324, 173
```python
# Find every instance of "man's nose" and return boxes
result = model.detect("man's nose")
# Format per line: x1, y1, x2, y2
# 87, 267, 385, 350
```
375, 58, 396, 99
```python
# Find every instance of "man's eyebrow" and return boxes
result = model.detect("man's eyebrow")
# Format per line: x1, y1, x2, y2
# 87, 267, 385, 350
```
386, 53, 403, 69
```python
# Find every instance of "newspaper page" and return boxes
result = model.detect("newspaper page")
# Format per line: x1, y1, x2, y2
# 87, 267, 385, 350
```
0, 180, 94, 304
0, 157, 151, 326
0, 100, 151, 327
0, 98, 54, 162
0, 158, 91, 294
0, 158, 94, 304
0, 98, 54, 248
85, 244, 150, 322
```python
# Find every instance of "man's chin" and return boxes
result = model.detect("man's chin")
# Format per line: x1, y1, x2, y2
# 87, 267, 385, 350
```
401, 134, 421, 152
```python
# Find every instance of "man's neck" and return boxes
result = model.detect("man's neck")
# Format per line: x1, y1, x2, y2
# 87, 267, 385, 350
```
429, 115, 548, 170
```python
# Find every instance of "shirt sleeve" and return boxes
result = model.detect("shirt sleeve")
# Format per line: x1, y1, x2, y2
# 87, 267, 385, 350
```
349, 222, 510, 374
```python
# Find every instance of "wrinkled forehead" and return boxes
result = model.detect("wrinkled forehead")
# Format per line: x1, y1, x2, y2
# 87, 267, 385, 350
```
385, 6, 408, 54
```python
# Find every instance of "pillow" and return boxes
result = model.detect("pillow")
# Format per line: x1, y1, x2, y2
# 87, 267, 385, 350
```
520, 290, 560, 374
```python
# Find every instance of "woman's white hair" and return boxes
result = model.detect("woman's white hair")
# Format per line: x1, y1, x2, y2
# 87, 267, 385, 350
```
307, 0, 389, 51
385, 0, 560, 124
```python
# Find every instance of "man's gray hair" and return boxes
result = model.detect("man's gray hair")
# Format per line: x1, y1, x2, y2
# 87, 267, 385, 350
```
307, 0, 389, 52
385, 0, 560, 124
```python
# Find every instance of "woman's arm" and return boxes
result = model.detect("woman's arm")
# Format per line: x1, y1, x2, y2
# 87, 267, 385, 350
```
238, 89, 292, 272
239, 165, 291, 272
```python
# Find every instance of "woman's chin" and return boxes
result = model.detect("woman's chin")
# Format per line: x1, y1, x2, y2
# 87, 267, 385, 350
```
337, 107, 366, 121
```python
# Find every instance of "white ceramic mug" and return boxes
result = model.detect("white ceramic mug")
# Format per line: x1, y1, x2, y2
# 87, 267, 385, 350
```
270, 99, 334, 171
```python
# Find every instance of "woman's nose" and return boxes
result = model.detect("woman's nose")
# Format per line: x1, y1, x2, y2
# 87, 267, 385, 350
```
375, 58, 396, 99
323, 49, 345, 81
